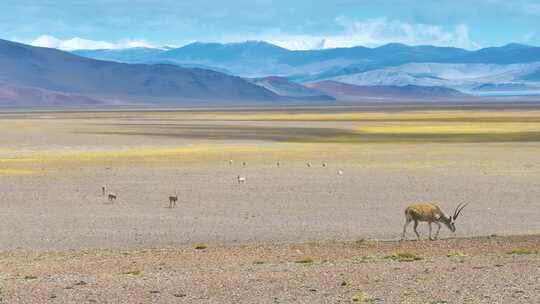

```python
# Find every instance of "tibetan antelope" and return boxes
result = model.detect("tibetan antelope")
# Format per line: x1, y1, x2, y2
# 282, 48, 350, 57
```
242, 161, 247, 167
168, 192, 178, 208
337, 169, 344, 176
108, 193, 117, 203
237, 175, 246, 184
277, 161, 281, 167
402, 202, 468, 241
101, 185, 107, 196
322, 162, 327, 167
229, 160, 233, 165
306, 162, 312, 168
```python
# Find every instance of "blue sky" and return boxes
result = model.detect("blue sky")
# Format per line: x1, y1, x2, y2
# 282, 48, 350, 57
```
2, 0, 540, 50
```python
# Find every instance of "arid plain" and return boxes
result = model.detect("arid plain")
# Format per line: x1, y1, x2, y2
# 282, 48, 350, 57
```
1, 105, 539, 303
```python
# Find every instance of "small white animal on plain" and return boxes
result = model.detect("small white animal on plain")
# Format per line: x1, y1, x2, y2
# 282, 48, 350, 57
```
337, 169, 344, 176
229, 160, 233, 165
306, 162, 312, 168
108, 193, 117, 202
237, 175, 246, 184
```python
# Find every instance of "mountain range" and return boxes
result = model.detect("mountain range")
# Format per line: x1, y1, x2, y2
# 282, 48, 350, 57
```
0, 39, 293, 107
248, 77, 334, 101
306, 81, 467, 101
72, 41, 540, 97
2, 38, 540, 107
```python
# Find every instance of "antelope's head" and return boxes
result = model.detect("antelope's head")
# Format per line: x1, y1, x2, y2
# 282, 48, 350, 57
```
443, 203, 468, 232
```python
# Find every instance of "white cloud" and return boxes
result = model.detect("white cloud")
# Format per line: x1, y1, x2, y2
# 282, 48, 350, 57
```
29, 35, 156, 50
242, 18, 480, 50
28, 18, 480, 51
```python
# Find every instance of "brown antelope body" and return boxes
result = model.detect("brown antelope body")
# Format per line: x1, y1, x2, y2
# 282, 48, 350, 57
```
108, 193, 117, 202
402, 202, 468, 241
169, 193, 178, 208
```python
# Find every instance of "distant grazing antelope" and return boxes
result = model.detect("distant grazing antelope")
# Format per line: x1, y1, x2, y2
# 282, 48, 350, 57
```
337, 169, 344, 176
322, 162, 327, 167
277, 161, 281, 167
229, 160, 233, 165
237, 175, 246, 184
169, 192, 178, 208
402, 203, 468, 241
306, 162, 312, 168
242, 161, 247, 167
108, 193, 117, 203
101, 185, 107, 196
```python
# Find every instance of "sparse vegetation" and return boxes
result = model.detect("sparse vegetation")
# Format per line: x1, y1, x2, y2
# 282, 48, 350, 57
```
352, 291, 378, 303
295, 257, 314, 264
354, 239, 366, 246
386, 252, 422, 262
507, 248, 538, 255
194, 243, 208, 250
253, 261, 265, 265
350, 255, 375, 264
446, 251, 467, 257
23, 275, 38, 280
122, 270, 142, 276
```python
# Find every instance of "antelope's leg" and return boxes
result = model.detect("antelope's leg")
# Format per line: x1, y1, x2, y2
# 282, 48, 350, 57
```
434, 222, 441, 239
413, 220, 420, 240
402, 218, 411, 240
429, 222, 433, 240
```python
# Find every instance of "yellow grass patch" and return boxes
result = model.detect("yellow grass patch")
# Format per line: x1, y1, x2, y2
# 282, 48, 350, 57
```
0, 158, 41, 163
0, 144, 326, 165
171, 110, 540, 122
359, 123, 540, 134
0, 169, 39, 176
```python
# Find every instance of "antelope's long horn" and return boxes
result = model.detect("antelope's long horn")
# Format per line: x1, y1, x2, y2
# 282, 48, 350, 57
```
453, 203, 468, 220
452, 203, 462, 218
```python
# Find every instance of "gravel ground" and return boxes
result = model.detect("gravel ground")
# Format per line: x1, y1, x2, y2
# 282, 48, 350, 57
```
1, 109, 539, 303
0, 235, 538, 304
1, 155, 539, 251
0, 110, 540, 251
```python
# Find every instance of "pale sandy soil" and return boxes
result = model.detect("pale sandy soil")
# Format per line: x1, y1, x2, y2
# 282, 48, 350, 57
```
1, 109, 540, 250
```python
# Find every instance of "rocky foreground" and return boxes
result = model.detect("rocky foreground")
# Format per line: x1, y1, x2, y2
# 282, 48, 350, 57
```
0, 235, 538, 303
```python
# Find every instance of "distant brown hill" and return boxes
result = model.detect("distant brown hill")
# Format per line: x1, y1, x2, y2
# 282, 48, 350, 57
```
0, 39, 280, 106
249, 76, 334, 101
306, 80, 468, 101
0, 83, 121, 107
